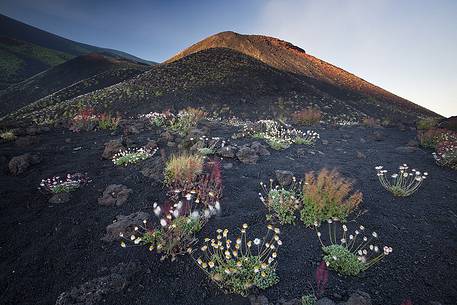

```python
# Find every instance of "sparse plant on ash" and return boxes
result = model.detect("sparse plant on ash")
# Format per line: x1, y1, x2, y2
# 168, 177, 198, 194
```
375, 164, 428, 196
292, 107, 322, 126
362, 117, 379, 128
246, 120, 319, 150
259, 178, 302, 225
419, 128, 457, 149
300, 169, 363, 227
112, 147, 157, 166
120, 197, 212, 261
416, 117, 440, 131
39, 173, 89, 194
164, 153, 204, 186
316, 219, 392, 276
194, 224, 282, 296
169, 107, 207, 135
301, 261, 328, 305
0, 129, 16, 142
433, 140, 457, 170
192, 136, 224, 156
97, 113, 121, 130
169, 159, 223, 211
140, 110, 175, 127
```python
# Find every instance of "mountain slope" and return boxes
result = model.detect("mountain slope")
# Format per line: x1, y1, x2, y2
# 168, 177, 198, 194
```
0, 52, 149, 116
4, 48, 433, 125
166, 31, 437, 117
0, 14, 153, 88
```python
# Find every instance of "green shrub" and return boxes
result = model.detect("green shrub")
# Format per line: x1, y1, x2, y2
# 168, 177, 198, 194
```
300, 169, 362, 226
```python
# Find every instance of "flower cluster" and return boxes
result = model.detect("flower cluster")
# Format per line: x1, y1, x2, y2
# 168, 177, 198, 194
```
248, 120, 319, 150
191, 136, 225, 156
316, 219, 392, 276
194, 224, 282, 296
300, 169, 363, 226
39, 173, 89, 194
375, 164, 428, 197
120, 198, 210, 261
259, 178, 301, 225
69, 107, 120, 132
140, 110, 174, 127
112, 147, 157, 166
433, 141, 457, 170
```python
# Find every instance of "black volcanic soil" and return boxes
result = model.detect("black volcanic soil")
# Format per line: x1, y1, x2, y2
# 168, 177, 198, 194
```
0, 122, 456, 305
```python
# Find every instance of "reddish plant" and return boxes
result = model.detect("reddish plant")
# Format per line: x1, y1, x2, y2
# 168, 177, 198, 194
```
434, 140, 457, 169
400, 299, 412, 305
315, 261, 328, 297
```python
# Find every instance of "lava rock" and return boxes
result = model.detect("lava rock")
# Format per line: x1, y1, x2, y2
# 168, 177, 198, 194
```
251, 141, 270, 156
102, 139, 124, 160
217, 145, 237, 158
102, 212, 150, 242
275, 170, 294, 187
236, 146, 259, 164
55, 262, 141, 305
8, 153, 41, 175
140, 157, 165, 184
346, 291, 371, 305
98, 184, 132, 207
315, 298, 337, 305
438, 116, 457, 131
49, 192, 71, 204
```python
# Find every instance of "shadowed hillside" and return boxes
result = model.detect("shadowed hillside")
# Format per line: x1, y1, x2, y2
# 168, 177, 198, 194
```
0, 53, 149, 116
0, 14, 153, 88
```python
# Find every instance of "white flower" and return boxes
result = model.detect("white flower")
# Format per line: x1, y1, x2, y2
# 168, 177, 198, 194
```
254, 238, 261, 245
160, 219, 167, 227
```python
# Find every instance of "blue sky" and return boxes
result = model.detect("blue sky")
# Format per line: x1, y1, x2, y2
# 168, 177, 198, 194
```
1, 0, 456, 116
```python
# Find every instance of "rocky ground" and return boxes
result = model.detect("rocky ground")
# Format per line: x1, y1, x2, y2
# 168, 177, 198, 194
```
0, 120, 456, 305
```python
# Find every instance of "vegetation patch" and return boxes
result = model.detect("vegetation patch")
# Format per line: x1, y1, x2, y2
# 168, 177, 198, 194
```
375, 164, 428, 196
194, 224, 281, 296
300, 169, 362, 226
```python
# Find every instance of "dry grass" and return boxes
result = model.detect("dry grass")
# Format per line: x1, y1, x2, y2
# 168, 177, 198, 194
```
300, 169, 363, 226
362, 117, 379, 128
164, 153, 204, 186
0, 129, 16, 142
291, 107, 322, 126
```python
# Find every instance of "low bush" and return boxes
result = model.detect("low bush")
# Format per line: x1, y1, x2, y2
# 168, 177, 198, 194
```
169, 107, 206, 135
259, 178, 301, 225
375, 164, 428, 196
140, 110, 174, 127
194, 224, 281, 296
300, 169, 362, 226
97, 113, 121, 130
419, 128, 457, 149
120, 201, 208, 261
433, 141, 457, 170
169, 160, 223, 212
112, 147, 157, 166
316, 220, 392, 276
416, 117, 440, 130
39, 173, 89, 194
247, 120, 319, 150
0, 129, 16, 142
164, 153, 204, 186
292, 107, 322, 126
69, 107, 121, 132
362, 117, 379, 128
